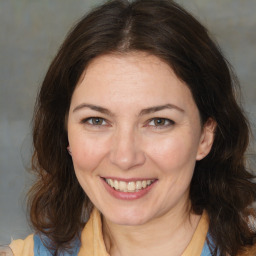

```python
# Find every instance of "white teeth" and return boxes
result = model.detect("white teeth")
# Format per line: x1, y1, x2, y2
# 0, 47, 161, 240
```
109, 179, 114, 187
136, 181, 142, 190
127, 182, 136, 191
142, 180, 147, 188
119, 181, 126, 191
105, 178, 154, 192
114, 180, 119, 190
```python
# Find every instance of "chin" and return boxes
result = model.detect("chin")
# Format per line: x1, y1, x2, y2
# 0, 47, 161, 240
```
103, 206, 154, 226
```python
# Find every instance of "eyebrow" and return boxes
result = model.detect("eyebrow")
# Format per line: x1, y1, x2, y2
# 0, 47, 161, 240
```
139, 104, 184, 116
73, 103, 113, 116
72, 103, 184, 116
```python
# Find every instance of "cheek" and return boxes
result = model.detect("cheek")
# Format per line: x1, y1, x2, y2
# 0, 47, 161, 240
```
69, 134, 110, 174
146, 134, 198, 173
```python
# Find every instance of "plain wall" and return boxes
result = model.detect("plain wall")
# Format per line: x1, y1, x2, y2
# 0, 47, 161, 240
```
1, 0, 255, 244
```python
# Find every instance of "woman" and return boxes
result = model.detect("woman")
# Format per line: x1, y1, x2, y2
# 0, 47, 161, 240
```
4, 0, 256, 255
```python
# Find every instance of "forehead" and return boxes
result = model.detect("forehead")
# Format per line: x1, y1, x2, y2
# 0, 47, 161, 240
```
71, 52, 197, 114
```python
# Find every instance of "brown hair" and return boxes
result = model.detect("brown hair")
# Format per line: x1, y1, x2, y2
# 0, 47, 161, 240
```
28, 0, 256, 255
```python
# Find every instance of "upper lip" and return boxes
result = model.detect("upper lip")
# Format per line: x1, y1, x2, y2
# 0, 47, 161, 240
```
101, 176, 157, 182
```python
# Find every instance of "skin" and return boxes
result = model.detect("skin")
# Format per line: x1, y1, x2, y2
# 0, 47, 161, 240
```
67, 52, 215, 256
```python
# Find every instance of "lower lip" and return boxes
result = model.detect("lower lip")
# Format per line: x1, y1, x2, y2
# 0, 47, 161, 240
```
101, 178, 157, 200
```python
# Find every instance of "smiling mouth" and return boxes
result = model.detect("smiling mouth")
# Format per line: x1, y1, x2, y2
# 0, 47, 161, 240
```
103, 178, 156, 193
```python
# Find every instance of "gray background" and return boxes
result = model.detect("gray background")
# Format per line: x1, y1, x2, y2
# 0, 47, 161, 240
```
0, 0, 255, 245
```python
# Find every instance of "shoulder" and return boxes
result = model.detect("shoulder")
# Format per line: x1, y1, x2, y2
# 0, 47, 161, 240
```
9, 234, 34, 256
8, 233, 81, 256
0, 245, 14, 256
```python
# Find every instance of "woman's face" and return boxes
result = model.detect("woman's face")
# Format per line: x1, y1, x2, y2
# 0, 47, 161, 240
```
67, 52, 214, 225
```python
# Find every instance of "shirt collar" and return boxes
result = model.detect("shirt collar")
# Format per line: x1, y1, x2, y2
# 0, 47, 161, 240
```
78, 208, 209, 256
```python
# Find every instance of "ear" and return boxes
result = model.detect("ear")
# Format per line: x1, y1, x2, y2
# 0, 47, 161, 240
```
196, 118, 216, 161
67, 146, 72, 155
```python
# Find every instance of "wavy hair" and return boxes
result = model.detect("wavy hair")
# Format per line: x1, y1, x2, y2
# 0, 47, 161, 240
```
28, 0, 256, 255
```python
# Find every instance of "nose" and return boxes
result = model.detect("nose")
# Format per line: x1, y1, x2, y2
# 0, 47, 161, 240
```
109, 127, 146, 170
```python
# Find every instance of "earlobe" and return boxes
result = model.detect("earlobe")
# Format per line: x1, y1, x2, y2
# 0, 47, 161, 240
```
67, 146, 72, 155
196, 118, 216, 161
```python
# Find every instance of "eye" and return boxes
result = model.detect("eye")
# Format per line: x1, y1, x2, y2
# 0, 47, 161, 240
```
148, 118, 174, 127
82, 117, 108, 126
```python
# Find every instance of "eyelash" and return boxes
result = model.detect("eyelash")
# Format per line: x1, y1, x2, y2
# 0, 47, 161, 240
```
147, 118, 175, 128
81, 117, 108, 126
81, 117, 174, 128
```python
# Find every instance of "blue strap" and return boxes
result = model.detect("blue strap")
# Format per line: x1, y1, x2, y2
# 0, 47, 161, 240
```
33, 234, 80, 256
201, 233, 221, 256
201, 239, 212, 256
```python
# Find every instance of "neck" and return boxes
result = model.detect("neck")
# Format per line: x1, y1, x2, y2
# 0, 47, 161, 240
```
102, 203, 201, 256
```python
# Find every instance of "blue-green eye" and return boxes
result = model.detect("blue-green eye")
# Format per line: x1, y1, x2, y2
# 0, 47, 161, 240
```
148, 118, 174, 127
82, 117, 107, 126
